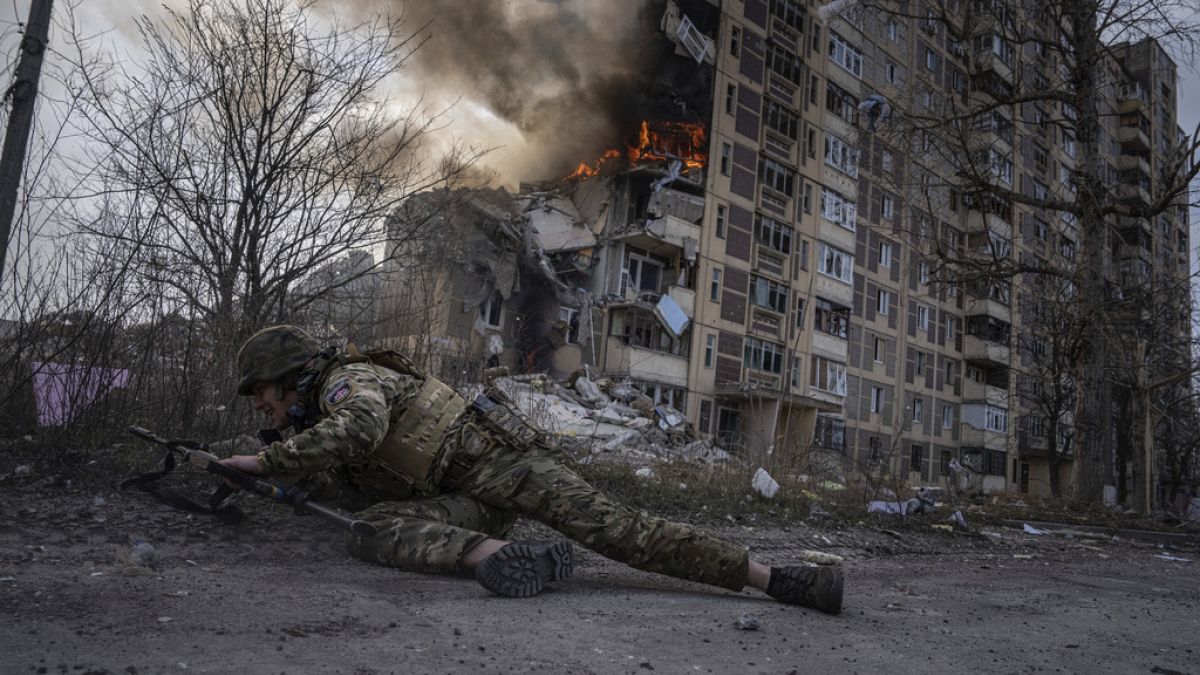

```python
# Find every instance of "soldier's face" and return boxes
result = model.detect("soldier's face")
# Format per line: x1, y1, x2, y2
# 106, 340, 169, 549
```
251, 382, 300, 430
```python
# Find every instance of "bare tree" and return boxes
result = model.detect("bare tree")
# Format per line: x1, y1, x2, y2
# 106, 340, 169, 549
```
62, 0, 479, 352
839, 0, 1200, 503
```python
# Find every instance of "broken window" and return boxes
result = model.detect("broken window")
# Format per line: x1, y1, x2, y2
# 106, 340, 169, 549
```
744, 337, 785, 374
558, 307, 581, 344
698, 400, 713, 434
917, 304, 930, 330
758, 157, 795, 197
794, 296, 806, 329
810, 356, 847, 395
710, 268, 722, 302
910, 444, 923, 472
770, 0, 806, 32
676, 14, 711, 63
879, 240, 892, 267
814, 298, 849, 339
705, 334, 716, 367
912, 398, 924, 423
750, 275, 789, 313
725, 83, 737, 115
715, 204, 727, 239
821, 187, 857, 231
623, 246, 668, 296
828, 31, 863, 78
815, 415, 846, 453
756, 214, 793, 254
874, 336, 885, 362
730, 25, 741, 58
825, 80, 859, 123
871, 386, 885, 413
762, 99, 799, 140
766, 42, 804, 85
613, 308, 686, 356
480, 290, 503, 329
818, 243, 854, 283
717, 407, 742, 447
720, 142, 732, 176
823, 133, 858, 177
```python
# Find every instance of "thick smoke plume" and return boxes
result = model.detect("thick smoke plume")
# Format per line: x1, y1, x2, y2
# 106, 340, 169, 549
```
392, 0, 660, 182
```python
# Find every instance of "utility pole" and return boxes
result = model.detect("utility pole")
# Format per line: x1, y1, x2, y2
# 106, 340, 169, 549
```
0, 0, 54, 295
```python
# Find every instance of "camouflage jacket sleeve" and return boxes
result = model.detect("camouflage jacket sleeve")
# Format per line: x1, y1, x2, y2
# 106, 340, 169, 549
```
257, 362, 420, 476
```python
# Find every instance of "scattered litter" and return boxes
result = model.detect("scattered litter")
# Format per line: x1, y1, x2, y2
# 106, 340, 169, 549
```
0, 576, 15, 583
809, 504, 831, 520
949, 511, 968, 529
158, 616, 174, 623
799, 550, 844, 566
128, 540, 158, 568
166, 590, 190, 597
1023, 524, 1047, 535
869, 501, 906, 515
1013, 554, 1034, 560
13, 465, 31, 477
90, 571, 105, 577
751, 468, 780, 499
92, 495, 107, 507
1153, 554, 1192, 563
634, 467, 655, 479
733, 613, 761, 631
931, 524, 954, 533
184, 560, 197, 566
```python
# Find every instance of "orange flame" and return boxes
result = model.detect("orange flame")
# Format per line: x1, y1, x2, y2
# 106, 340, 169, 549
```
564, 120, 707, 181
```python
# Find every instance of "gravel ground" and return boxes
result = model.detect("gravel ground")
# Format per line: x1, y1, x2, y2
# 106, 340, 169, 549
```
1, 484, 1197, 675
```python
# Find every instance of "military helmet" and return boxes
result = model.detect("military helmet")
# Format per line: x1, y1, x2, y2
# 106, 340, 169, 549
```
236, 325, 321, 395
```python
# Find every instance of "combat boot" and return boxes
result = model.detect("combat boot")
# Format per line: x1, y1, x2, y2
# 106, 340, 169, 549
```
766, 564, 844, 614
475, 540, 575, 598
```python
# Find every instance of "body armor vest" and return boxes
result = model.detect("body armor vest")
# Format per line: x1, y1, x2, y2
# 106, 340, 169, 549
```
331, 346, 467, 499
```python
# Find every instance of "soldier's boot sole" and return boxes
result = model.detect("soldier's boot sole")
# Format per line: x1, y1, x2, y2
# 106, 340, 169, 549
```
767, 564, 844, 614
475, 540, 575, 598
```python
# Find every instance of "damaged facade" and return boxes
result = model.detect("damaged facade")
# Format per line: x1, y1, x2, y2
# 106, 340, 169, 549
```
379, 0, 1194, 501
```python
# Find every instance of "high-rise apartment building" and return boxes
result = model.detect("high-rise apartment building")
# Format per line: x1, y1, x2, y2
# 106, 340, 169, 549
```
682, 0, 1191, 498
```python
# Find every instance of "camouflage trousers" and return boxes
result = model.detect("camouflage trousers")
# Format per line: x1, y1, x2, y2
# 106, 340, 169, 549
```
346, 427, 750, 592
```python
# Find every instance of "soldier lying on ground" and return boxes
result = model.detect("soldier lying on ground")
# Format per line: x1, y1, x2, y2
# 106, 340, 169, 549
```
218, 326, 844, 613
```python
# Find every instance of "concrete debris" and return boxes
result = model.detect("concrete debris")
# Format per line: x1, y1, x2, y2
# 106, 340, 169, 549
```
655, 405, 686, 432
14, 465, 31, 477
949, 510, 968, 529
752, 468, 780, 499
573, 376, 609, 408
733, 613, 761, 631
1023, 524, 1047, 535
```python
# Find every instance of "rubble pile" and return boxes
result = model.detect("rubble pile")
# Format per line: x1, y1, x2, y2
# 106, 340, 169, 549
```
488, 372, 731, 467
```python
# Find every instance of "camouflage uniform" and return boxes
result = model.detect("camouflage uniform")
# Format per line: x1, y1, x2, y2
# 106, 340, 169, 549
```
255, 361, 750, 592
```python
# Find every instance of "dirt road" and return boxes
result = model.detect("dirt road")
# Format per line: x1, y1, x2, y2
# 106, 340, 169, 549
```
2, 486, 1197, 674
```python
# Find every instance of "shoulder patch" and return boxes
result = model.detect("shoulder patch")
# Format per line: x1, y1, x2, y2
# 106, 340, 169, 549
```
324, 379, 354, 406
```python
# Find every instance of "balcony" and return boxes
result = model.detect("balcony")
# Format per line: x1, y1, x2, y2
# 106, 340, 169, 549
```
749, 306, 784, 341
964, 294, 1010, 323
814, 273, 854, 308
960, 424, 1007, 451
962, 380, 1008, 406
974, 50, 1014, 84
758, 184, 794, 222
1117, 153, 1151, 175
667, 286, 695, 319
964, 335, 1009, 368
1116, 181, 1151, 207
811, 330, 849, 362
604, 336, 689, 388
1017, 430, 1050, 456
753, 244, 788, 280
964, 209, 1011, 238
1118, 125, 1150, 153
